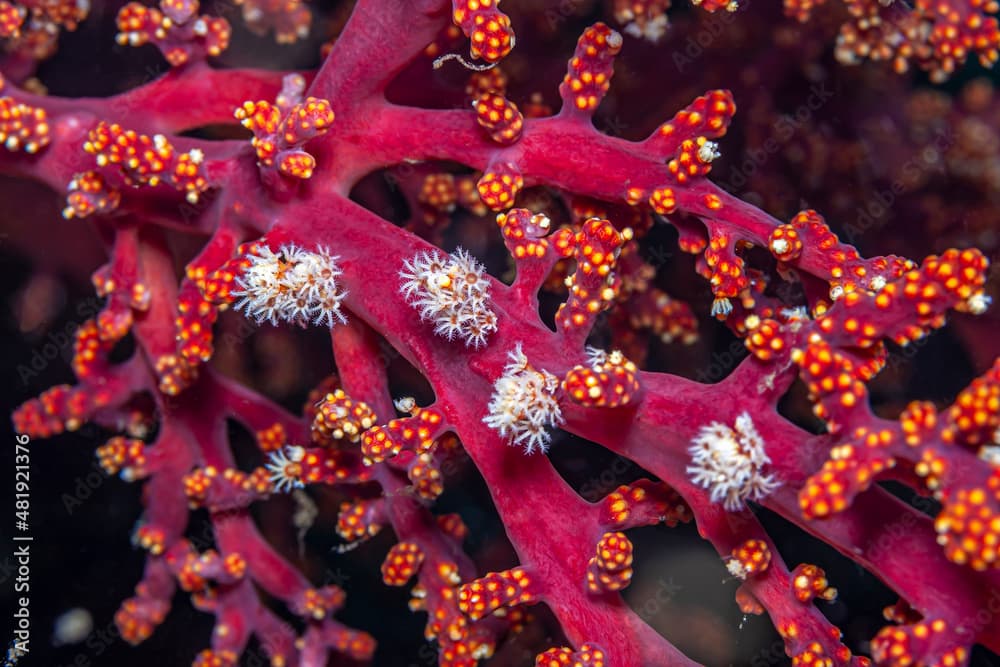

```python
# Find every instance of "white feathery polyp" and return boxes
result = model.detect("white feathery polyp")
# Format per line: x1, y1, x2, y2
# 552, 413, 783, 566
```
399, 247, 497, 349
233, 244, 347, 328
483, 344, 563, 454
687, 411, 779, 511
265, 445, 306, 493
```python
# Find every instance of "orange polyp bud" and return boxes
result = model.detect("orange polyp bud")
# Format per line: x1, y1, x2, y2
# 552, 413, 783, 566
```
175, 285, 217, 363
0, 2, 25, 39
798, 435, 898, 521
744, 318, 790, 363
600, 480, 691, 529
278, 149, 316, 179
235, 82, 334, 183
559, 23, 622, 115
563, 348, 641, 408
292, 585, 346, 621
360, 424, 402, 462
0, 96, 51, 153
235, 100, 281, 137
97, 436, 149, 481
789, 642, 840, 667
134, 524, 168, 555
692, 0, 738, 11
72, 319, 114, 379
457, 566, 539, 620
535, 643, 607, 667
497, 208, 553, 260
312, 389, 378, 445
871, 618, 967, 667
703, 230, 750, 316
934, 469, 1000, 570
585, 531, 634, 593
192, 649, 238, 667
476, 161, 523, 210
281, 97, 335, 145
808, 247, 985, 351
466, 66, 508, 100
650, 90, 736, 156
115, 594, 168, 645
197, 242, 261, 306
184, 465, 272, 509
769, 224, 804, 262
408, 453, 445, 499
790, 563, 837, 603
13, 384, 111, 438
649, 186, 677, 215
474, 92, 524, 145
419, 173, 458, 212
667, 136, 719, 185
161, 0, 198, 24
182, 467, 216, 507
255, 423, 287, 453
736, 587, 766, 615
556, 218, 631, 334
727, 539, 772, 579
791, 339, 870, 431
898, 400, 938, 447
361, 407, 447, 464
233, 0, 311, 44
382, 542, 425, 586
336, 498, 385, 542
154, 353, 198, 395
942, 359, 1000, 447
116, 1, 230, 66
84, 122, 210, 201
428, 515, 466, 544
63, 171, 121, 219
451, 0, 514, 63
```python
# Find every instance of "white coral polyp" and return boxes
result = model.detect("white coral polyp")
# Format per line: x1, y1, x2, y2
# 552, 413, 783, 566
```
233, 243, 347, 328
399, 248, 497, 349
687, 412, 780, 511
265, 445, 306, 493
483, 344, 564, 455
